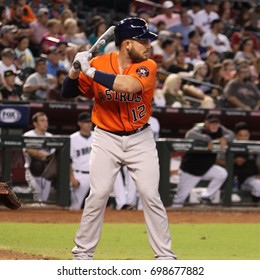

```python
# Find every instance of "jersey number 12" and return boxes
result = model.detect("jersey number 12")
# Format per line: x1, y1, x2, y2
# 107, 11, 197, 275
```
131, 105, 146, 122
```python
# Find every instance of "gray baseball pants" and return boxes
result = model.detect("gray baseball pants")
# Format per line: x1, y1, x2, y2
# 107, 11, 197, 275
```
72, 126, 176, 260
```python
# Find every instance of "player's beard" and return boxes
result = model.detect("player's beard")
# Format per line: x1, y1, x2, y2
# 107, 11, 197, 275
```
128, 47, 148, 63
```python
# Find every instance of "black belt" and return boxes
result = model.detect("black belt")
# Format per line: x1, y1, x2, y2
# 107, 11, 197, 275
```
98, 123, 149, 136
75, 170, 89, 174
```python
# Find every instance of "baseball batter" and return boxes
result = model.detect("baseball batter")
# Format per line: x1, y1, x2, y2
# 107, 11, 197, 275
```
69, 112, 93, 210
62, 17, 176, 260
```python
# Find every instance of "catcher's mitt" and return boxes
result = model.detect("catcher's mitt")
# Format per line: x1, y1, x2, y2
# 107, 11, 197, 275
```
0, 181, 21, 210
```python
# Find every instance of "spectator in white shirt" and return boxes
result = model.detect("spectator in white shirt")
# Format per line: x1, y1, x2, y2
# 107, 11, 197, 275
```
151, 30, 172, 57
0, 48, 16, 87
201, 19, 232, 54
187, 0, 202, 24
22, 57, 56, 101
14, 35, 35, 69
193, 0, 219, 35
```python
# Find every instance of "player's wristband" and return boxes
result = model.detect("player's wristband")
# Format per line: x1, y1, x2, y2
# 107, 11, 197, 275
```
93, 70, 116, 90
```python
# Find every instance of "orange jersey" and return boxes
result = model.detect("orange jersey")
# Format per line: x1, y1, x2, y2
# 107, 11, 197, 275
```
77, 52, 157, 132
10, 5, 36, 23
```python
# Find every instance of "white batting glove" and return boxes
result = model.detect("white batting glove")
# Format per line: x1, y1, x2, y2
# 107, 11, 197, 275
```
76, 51, 92, 61
80, 56, 96, 77
71, 51, 93, 73
72, 51, 96, 77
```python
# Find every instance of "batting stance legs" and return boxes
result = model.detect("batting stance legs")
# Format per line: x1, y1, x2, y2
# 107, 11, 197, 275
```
72, 126, 176, 260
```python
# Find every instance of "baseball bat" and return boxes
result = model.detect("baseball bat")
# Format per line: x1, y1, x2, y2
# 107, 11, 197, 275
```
73, 25, 115, 70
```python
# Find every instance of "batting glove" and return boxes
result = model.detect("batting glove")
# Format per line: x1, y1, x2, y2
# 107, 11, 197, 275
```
80, 56, 96, 77
71, 51, 93, 73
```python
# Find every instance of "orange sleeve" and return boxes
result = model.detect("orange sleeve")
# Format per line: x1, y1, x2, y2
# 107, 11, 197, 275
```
78, 72, 93, 95
127, 59, 157, 93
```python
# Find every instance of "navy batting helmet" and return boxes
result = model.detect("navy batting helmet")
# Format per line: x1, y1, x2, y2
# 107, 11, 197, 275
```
114, 17, 157, 47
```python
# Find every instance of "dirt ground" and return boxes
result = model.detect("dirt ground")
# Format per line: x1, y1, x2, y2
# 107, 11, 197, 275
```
1, 206, 260, 259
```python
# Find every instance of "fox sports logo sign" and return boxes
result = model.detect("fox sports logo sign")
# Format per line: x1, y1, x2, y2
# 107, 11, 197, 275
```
0, 108, 22, 123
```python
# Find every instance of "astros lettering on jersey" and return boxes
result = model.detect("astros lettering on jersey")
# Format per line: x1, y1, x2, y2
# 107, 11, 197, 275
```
77, 52, 157, 132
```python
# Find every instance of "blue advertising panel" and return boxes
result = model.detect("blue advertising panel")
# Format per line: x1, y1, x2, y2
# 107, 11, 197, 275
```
0, 104, 29, 127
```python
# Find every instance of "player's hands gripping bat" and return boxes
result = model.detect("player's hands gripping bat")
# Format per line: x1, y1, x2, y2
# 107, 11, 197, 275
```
72, 25, 115, 71
73, 52, 96, 77
72, 51, 92, 73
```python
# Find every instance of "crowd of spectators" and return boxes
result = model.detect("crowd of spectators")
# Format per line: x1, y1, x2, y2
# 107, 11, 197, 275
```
0, 0, 259, 111
0, 0, 105, 102
144, 0, 260, 110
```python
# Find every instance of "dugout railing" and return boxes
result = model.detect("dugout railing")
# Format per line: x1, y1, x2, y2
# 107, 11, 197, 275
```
156, 139, 260, 207
1, 135, 260, 208
0, 135, 70, 207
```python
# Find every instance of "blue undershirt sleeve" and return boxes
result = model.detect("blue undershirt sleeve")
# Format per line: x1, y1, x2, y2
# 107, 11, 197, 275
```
61, 75, 82, 98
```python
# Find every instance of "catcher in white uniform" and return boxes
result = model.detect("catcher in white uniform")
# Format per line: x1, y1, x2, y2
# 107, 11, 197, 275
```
70, 112, 93, 210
